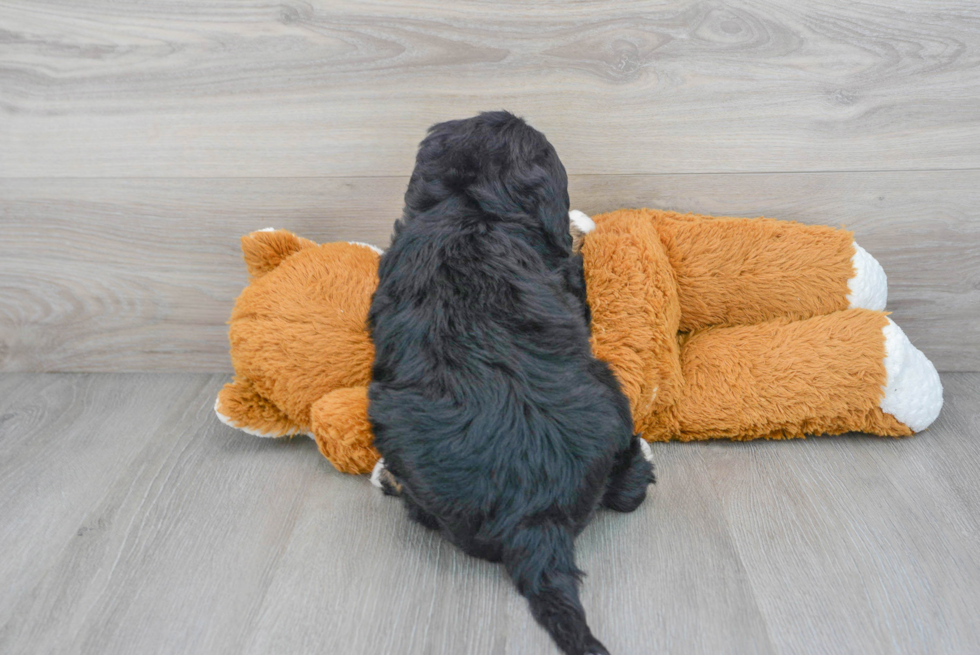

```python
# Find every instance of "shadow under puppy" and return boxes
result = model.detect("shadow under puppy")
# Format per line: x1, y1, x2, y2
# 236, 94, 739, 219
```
367, 111, 655, 655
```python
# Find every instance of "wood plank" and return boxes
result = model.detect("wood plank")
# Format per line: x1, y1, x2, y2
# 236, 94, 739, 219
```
699, 372, 980, 654
559, 443, 775, 655
0, 373, 327, 654
2, 171, 976, 372
241, 436, 774, 655
1, 373, 978, 653
2, 1, 980, 177
874, 372, 980, 542
0, 372, 773, 654
0, 373, 215, 639
0, 176, 406, 373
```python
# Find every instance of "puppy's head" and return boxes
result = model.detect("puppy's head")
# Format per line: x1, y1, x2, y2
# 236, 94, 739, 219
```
404, 111, 571, 256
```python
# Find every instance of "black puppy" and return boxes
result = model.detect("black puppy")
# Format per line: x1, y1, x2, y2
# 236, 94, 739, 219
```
367, 111, 654, 655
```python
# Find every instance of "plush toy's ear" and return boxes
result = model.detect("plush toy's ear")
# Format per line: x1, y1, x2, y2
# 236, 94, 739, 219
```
241, 229, 318, 279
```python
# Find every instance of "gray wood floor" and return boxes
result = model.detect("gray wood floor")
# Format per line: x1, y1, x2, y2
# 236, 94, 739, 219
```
1, 372, 978, 655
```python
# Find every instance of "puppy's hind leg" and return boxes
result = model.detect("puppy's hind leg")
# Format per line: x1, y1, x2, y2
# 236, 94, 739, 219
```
601, 435, 655, 513
372, 459, 439, 529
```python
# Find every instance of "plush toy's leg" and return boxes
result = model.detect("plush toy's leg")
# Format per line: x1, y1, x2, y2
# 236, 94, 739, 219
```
309, 387, 380, 474
214, 376, 306, 438
603, 208, 887, 331
644, 309, 942, 441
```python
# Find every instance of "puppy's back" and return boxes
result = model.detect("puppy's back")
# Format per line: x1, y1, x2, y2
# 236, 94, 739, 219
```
368, 111, 629, 655
370, 217, 625, 655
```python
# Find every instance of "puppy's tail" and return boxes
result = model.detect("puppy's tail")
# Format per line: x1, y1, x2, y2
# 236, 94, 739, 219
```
502, 522, 609, 655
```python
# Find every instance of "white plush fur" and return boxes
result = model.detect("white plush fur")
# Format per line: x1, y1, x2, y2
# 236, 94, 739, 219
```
213, 397, 313, 439
847, 242, 888, 311
879, 318, 943, 432
569, 210, 596, 234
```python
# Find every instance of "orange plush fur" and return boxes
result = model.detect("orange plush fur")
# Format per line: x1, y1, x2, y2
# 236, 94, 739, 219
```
582, 209, 911, 442
216, 210, 916, 475
219, 232, 381, 471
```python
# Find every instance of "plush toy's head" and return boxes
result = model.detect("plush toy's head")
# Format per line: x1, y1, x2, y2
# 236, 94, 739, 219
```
215, 230, 381, 447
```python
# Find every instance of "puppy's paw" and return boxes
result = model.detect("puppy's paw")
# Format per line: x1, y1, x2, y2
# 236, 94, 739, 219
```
370, 457, 386, 488
638, 437, 654, 463
370, 458, 404, 496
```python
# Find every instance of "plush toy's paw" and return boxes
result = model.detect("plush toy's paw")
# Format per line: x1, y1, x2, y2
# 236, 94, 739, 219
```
569, 210, 595, 254
847, 242, 887, 311
569, 210, 596, 233
214, 377, 306, 438
880, 318, 943, 432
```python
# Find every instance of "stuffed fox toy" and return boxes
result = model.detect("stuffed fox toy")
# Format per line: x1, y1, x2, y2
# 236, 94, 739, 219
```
215, 209, 944, 474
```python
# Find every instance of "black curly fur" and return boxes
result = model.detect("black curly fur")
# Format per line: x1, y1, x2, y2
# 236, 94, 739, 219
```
367, 111, 655, 655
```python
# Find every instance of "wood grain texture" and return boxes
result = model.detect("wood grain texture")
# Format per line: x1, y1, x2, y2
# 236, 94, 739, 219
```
243, 431, 775, 655
699, 372, 980, 654
1, 372, 978, 654
1, 0, 979, 177
0, 373, 216, 637
2, 171, 976, 372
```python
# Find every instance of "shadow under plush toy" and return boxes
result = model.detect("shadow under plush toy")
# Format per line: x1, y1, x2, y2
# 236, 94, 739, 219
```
215, 209, 944, 475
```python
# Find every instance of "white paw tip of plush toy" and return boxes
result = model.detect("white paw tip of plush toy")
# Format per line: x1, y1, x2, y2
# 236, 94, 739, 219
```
370, 458, 386, 488
348, 241, 385, 255
848, 242, 888, 311
213, 397, 310, 438
880, 318, 944, 432
639, 438, 654, 463
569, 210, 596, 234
